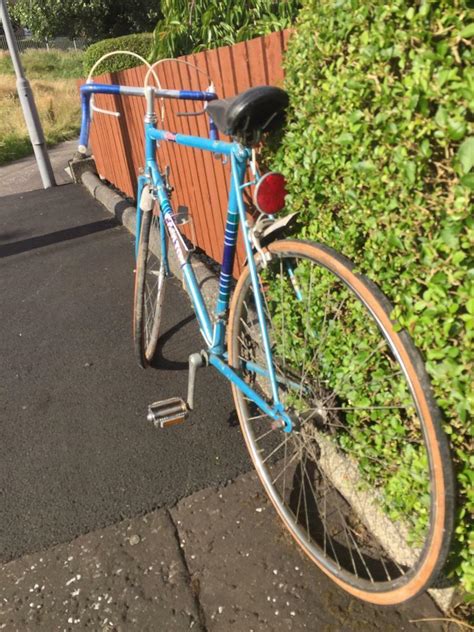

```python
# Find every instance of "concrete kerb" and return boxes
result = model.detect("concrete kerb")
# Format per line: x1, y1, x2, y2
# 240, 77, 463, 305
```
80, 170, 220, 308
79, 168, 456, 615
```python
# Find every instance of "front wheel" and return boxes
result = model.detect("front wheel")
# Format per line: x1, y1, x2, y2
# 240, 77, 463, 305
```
228, 239, 454, 605
133, 208, 167, 368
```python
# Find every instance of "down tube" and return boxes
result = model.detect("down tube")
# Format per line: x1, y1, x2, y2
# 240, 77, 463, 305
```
148, 160, 214, 346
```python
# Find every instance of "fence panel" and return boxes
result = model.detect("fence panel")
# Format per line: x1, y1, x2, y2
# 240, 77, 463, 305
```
0, 34, 86, 52
87, 30, 291, 275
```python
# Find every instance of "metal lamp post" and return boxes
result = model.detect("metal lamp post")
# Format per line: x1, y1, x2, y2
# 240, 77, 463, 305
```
0, 0, 56, 188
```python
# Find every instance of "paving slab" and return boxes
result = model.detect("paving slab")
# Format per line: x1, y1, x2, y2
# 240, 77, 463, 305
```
0, 509, 201, 632
0, 140, 76, 197
171, 471, 448, 632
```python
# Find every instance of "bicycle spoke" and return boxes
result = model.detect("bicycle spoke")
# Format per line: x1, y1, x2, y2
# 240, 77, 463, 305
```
254, 425, 276, 442
134, 212, 166, 365
292, 432, 342, 569
300, 451, 311, 543
279, 257, 287, 374
262, 435, 291, 465
300, 262, 315, 380
320, 338, 387, 402
335, 503, 375, 582
321, 405, 409, 412
298, 295, 348, 403
282, 431, 289, 504
271, 447, 301, 486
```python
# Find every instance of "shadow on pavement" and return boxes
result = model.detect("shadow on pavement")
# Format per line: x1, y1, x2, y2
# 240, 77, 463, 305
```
150, 312, 198, 371
0, 218, 118, 257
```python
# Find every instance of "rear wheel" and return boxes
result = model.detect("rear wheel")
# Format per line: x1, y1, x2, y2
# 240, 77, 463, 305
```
133, 208, 167, 367
228, 239, 454, 605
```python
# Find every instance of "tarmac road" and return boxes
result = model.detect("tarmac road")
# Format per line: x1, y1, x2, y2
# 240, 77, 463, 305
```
0, 183, 251, 563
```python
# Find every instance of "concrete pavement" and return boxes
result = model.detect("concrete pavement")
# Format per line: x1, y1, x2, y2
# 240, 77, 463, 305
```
0, 471, 446, 632
0, 141, 76, 197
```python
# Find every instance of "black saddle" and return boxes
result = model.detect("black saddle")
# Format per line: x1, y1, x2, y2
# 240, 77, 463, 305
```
206, 86, 289, 144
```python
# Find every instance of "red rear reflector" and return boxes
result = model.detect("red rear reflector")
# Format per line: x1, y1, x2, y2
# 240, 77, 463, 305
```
254, 172, 287, 215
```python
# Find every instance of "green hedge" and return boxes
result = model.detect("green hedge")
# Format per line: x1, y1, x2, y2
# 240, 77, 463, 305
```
273, 0, 473, 595
83, 33, 153, 76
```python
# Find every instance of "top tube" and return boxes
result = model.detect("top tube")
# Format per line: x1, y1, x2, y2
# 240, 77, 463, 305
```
78, 82, 218, 152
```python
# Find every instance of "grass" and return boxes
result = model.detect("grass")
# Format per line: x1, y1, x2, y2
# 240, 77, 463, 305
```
0, 49, 84, 79
0, 50, 85, 165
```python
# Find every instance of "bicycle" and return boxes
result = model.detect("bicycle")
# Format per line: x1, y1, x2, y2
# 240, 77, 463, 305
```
77, 54, 454, 606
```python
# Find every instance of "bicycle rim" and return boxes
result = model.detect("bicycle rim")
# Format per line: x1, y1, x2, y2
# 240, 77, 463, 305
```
228, 239, 454, 604
133, 210, 167, 367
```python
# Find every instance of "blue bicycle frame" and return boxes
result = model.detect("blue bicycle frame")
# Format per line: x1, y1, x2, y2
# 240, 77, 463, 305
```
79, 82, 292, 432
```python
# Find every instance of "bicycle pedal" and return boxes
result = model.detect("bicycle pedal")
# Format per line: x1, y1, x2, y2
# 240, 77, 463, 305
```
147, 397, 188, 428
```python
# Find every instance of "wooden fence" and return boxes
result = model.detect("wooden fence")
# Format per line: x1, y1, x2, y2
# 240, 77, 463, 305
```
86, 30, 291, 275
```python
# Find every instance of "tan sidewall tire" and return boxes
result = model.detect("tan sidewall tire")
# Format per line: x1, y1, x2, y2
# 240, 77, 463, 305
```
228, 239, 453, 605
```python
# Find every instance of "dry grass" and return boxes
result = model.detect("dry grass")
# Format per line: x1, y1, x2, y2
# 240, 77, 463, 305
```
0, 74, 81, 165
0, 49, 84, 79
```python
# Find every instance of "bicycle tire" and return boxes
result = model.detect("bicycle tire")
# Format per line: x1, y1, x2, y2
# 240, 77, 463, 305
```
133, 208, 167, 368
228, 238, 454, 605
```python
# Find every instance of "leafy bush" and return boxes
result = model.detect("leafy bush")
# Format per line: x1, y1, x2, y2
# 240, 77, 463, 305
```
273, 0, 473, 594
83, 33, 153, 76
10, 0, 160, 42
151, 0, 300, 59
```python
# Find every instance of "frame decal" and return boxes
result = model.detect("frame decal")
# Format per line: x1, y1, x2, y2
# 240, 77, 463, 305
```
164, 213, 186, 266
